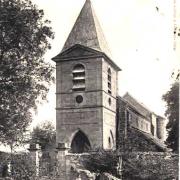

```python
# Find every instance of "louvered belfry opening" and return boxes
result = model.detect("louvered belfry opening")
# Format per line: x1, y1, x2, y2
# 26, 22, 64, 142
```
72, 64, 85, 91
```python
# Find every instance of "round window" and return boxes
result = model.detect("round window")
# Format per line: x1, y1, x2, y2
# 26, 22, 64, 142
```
76, 95, 83, 104
108, 98, 111, 105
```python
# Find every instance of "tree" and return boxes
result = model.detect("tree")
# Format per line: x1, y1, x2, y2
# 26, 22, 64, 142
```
0, 0, 54, 146
162, 81, 179, 152
30, 121, 56, 149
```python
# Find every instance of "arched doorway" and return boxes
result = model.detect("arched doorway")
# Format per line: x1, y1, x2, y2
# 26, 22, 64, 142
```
71, 130, 91, 153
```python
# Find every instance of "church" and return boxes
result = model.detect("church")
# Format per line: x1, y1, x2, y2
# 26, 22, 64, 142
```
52, 0, 166, 154
29, 0, 168, 179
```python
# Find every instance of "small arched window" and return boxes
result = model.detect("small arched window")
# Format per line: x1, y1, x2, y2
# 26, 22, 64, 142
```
108, 137, 111, 148
72, 64, 85, 91
107, 68, 111, 94
108, 130, 114, 149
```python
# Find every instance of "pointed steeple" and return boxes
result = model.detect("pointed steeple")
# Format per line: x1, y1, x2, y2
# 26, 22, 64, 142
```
61, 0, 111, 58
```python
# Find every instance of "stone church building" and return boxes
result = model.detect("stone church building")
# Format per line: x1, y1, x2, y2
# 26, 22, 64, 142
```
30, 0, 168, 179
52, 0, 166, 153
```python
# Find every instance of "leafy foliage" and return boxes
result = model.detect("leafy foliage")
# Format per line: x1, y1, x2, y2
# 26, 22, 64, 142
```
82, 150, 178, 180
82, 149, 120, 177
162, 82, 179, 152
11, 153, 37, 180
122, 153, 178, 180
0, 151, 9, 178
30, 121, 56, 149
0, 152, 36, 180
0, 0, 54, 145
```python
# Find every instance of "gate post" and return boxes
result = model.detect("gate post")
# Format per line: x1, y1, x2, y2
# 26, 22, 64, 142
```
56, 143, 70, 180
28, 143, 41, 176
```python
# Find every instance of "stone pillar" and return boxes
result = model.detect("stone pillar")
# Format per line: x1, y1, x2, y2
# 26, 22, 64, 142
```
28, 143, 40, 176
56, 143, 70, 180
157, 116, 165, 140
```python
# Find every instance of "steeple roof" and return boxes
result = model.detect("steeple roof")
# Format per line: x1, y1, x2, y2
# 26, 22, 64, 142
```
61, 0, 111, 58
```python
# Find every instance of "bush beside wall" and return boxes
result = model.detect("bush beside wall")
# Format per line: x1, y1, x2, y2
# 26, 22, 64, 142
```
82, 150, 178, 180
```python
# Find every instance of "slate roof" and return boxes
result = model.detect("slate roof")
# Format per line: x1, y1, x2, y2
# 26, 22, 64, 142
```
61, 0, 112, 58
132, 127, 167, 151
123, 92, 152, 120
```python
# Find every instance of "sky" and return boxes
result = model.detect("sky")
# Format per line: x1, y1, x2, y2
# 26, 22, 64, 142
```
30, 0, 180, 128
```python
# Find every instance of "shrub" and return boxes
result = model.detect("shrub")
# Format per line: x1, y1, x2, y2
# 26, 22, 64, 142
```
82, 150, 178, 180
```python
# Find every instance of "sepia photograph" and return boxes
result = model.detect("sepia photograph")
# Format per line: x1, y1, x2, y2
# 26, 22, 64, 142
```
0, 0, 179, 179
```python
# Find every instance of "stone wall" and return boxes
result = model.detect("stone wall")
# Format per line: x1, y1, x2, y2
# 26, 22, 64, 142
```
157, 116, 165, 140
102, 58, 118, 98
116, 98, 127, 151
101, 57, 118, 150
38, 150, 178, 180
122, 152, 178, 180
151, 113, 157, 137
65, 153, 122, 180
127, 109, 151, 134
56, 56, 104, 149
100, 173, 121, 180
117, 98, 165, 152
56, 47, 118, 151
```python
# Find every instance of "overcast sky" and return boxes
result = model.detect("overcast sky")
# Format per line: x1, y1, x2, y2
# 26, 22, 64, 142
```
31, 0, 180, 127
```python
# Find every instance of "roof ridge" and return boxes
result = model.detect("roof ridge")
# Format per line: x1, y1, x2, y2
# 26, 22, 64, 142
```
123, 92, 152, 113
123, 92, 165, 119
90, 2, 112, 57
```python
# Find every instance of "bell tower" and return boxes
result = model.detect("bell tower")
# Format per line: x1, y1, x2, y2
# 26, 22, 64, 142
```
52, 0, 121, 152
